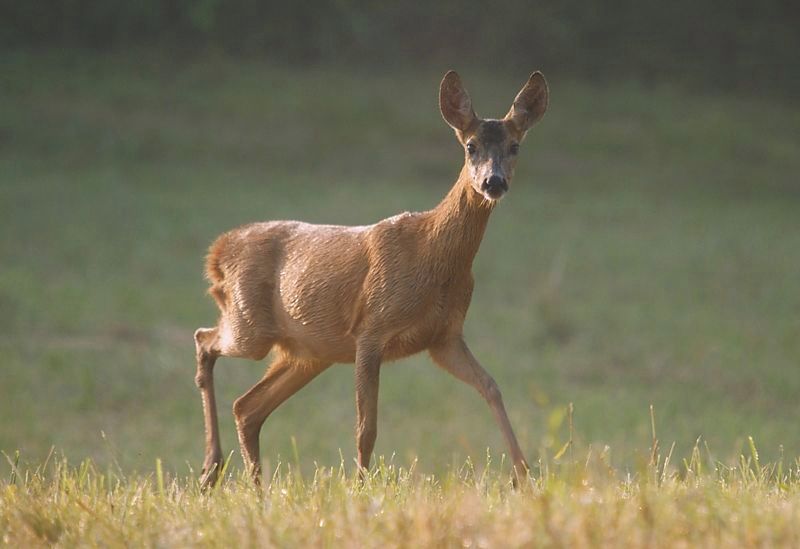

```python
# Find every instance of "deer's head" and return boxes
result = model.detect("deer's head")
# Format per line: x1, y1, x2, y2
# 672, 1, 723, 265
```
439, 71, 549, 202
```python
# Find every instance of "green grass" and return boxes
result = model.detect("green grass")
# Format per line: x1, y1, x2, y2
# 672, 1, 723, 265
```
3, 448, 800, 547
0, 51, 799, 488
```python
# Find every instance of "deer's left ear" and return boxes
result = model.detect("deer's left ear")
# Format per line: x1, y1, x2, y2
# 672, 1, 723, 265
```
505, 72, 549, 135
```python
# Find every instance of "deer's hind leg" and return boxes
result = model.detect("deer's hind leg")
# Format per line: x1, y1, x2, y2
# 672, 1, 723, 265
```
194, 324, 274, 490
233, 355, 331, 483
194, 327, 225, 489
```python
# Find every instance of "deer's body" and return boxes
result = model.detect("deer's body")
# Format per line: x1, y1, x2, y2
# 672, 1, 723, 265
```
193, 71, 549, 488
206, 172, 486, 365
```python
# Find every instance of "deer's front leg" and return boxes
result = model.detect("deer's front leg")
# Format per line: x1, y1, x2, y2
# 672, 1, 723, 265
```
354, 341, 382, 471
429, 337, 530, 482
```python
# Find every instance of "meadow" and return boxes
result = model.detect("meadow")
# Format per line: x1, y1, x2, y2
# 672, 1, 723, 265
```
2, 450, 800, 547
0, 52, 799, 545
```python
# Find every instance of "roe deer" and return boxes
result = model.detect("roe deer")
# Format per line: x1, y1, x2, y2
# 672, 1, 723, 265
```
194, 70, 549, 488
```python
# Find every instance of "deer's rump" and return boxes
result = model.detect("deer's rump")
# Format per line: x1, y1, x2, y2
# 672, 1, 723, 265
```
204, 221, 371, 362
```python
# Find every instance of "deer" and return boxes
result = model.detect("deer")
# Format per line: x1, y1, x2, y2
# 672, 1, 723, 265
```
193, 70, 549, 489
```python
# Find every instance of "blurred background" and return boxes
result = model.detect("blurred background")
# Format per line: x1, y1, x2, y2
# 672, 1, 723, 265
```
1, 1, 798, 475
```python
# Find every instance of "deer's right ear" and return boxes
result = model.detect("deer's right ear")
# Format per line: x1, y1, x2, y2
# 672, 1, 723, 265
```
439, 71, 477, 134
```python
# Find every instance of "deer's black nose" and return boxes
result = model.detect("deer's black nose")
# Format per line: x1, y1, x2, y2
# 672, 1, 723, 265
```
482, 175, 508, 198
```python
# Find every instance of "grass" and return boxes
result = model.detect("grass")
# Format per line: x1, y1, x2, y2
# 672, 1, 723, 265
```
0, 49, 799, 497
3, 445, 800, 547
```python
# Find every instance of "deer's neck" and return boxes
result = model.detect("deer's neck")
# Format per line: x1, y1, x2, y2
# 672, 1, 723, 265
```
424, 166, 494, 273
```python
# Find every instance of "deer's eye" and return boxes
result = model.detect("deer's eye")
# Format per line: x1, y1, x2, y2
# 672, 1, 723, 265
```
466, 143, 477, 155
510, 143, 520, 155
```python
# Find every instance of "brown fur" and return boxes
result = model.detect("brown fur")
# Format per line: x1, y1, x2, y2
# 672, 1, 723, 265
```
193, 71, 549, 488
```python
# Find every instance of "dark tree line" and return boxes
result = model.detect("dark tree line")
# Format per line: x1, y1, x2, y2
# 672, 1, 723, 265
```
2, 0, 798, 92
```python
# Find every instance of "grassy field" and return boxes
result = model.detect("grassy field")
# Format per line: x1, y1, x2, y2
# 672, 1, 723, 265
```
0, 49, 799, 498
3, 450, 800, 547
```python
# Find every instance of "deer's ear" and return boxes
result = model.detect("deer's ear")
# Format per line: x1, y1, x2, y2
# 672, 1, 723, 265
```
505, 72, 548, 134
439, 70, 477, 134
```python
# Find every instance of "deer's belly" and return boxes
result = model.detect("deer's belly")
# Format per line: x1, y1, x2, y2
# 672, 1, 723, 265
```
275, 281, 458, 363
276, 318, 357, 363
276, 307, 445, 364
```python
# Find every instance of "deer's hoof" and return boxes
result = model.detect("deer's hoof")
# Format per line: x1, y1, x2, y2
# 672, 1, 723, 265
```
511, 461, 531, 490
199, 456, 224, 491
